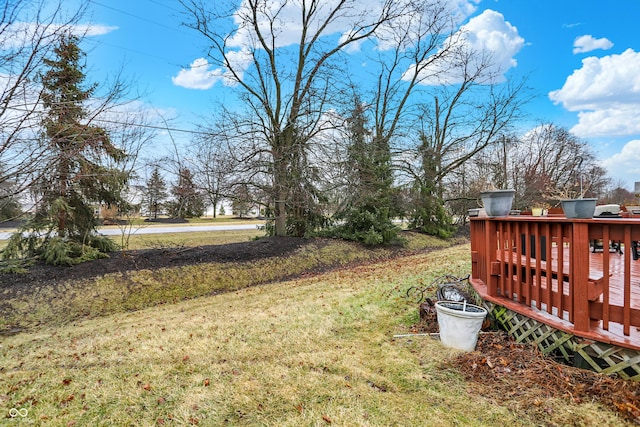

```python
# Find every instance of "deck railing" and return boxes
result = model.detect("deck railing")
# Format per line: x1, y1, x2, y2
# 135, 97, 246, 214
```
470, 215, 640, 342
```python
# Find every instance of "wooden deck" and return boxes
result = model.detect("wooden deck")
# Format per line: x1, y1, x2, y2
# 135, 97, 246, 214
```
470, 215, 640, 352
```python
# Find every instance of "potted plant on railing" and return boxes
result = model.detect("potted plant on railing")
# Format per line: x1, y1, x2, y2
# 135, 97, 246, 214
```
560, 197, 597, 219
545, 177, 597, 219
531, 202, 551, 217
564, 157, 598, 218
479, 185, 516, 217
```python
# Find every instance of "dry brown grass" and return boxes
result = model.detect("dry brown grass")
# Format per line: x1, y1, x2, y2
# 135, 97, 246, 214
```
1, 244, 632, 426
112, 228, 263, 250
1, 237, 405, 332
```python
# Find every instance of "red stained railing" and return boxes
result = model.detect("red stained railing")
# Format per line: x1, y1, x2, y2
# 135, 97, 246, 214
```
470, 215, 640, 347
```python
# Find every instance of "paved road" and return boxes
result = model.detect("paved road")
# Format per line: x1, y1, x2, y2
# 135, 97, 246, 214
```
0, 223, 262, 240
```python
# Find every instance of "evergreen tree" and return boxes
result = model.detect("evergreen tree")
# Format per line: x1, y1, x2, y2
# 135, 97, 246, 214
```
168, 167, 205, 218
0, 198, 21, 222
231, 184, 254, 218
145, 167, 167, 219
407, 132, 455, 238
333, 96, 400, 245
2, 34, 125, 265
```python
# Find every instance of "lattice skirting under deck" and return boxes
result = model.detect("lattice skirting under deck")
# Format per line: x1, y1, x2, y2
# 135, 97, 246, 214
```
483, 301, 640, 381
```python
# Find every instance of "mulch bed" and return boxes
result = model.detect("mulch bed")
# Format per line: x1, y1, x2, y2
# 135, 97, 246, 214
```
413, 314, 640, 424
455, 332, 640, 424
0, 236, 308, 297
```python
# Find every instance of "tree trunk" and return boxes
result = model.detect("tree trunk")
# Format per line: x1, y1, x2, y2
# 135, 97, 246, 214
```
274, 197, 287, 236
272, 138, 291, 237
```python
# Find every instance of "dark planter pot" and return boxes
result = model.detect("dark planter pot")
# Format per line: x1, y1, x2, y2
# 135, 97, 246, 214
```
561, 198, 597, 219
480, 190, 515, 217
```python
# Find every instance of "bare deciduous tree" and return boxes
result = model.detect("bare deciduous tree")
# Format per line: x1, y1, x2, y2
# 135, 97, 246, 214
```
188, 133, 238, 219
506, 124, 609, 209
180, 0, 403, 236
455, 124, 609, 213
333, 0, 468, 239
399, 66, 529, 234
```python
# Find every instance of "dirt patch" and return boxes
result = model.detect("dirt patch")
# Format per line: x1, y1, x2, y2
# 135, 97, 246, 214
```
456, 332, 640, 425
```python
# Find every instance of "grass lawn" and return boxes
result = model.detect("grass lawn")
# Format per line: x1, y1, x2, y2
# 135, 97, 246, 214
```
0, 217, 264, 251
0, 238, 631, 425
111, 228, 263, 250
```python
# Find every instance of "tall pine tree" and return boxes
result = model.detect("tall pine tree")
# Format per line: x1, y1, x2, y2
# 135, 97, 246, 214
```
3, 34, 126, 265
145, 167, 167, 220
333, 95, 400, 245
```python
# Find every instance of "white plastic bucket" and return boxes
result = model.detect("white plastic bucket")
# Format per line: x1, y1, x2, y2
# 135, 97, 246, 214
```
435, 301, 487, 352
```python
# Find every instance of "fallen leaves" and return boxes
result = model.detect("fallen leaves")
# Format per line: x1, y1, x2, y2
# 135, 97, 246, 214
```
367, 381, 387, 392
60, 394, 74, 405
444, 332, 640, 425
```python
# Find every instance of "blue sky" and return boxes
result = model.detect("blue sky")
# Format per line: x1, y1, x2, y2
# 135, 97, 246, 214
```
67, 0, 640, 188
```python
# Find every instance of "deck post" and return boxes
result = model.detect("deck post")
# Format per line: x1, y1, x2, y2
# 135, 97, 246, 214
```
485, 219, 498, 296
572, 221, 591, 331
470, 219, 481, 281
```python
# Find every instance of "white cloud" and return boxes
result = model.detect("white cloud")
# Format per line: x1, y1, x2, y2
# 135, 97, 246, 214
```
601, 139, 640, 185
372, 0, 479, 52
172, 49, 253, 90
226, 47, 254, 77
549, 48, 640, 137
572, 108, 640, 137
409, 9, 524, 85
562, 22, 582, 29
75, 24, 119, 37
179, 0, 481, 89
0, 22, 118, 50
228, 0, 368, 49
459, 10, 523, 74
227, 0, 479, 50
573, 35, 613, 54
172, 58, 224, 90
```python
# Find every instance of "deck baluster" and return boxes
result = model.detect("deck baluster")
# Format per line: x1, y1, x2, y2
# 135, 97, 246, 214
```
469, 215, 640, 351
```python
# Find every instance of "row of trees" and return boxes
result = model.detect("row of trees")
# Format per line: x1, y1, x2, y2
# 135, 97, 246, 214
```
0, 0, 630, 266
175, 0, 531, 241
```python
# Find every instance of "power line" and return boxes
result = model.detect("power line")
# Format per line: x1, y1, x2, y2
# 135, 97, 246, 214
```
4, 104, 215, 137
84, 0, 201, 69
82, 37, 184, 69
143, 0, 186, 15
87, 0, 183, 34
92, 116, 214, 136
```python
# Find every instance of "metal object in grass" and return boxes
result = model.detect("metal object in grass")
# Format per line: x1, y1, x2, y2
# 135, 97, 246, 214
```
406, 274, 472, 304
